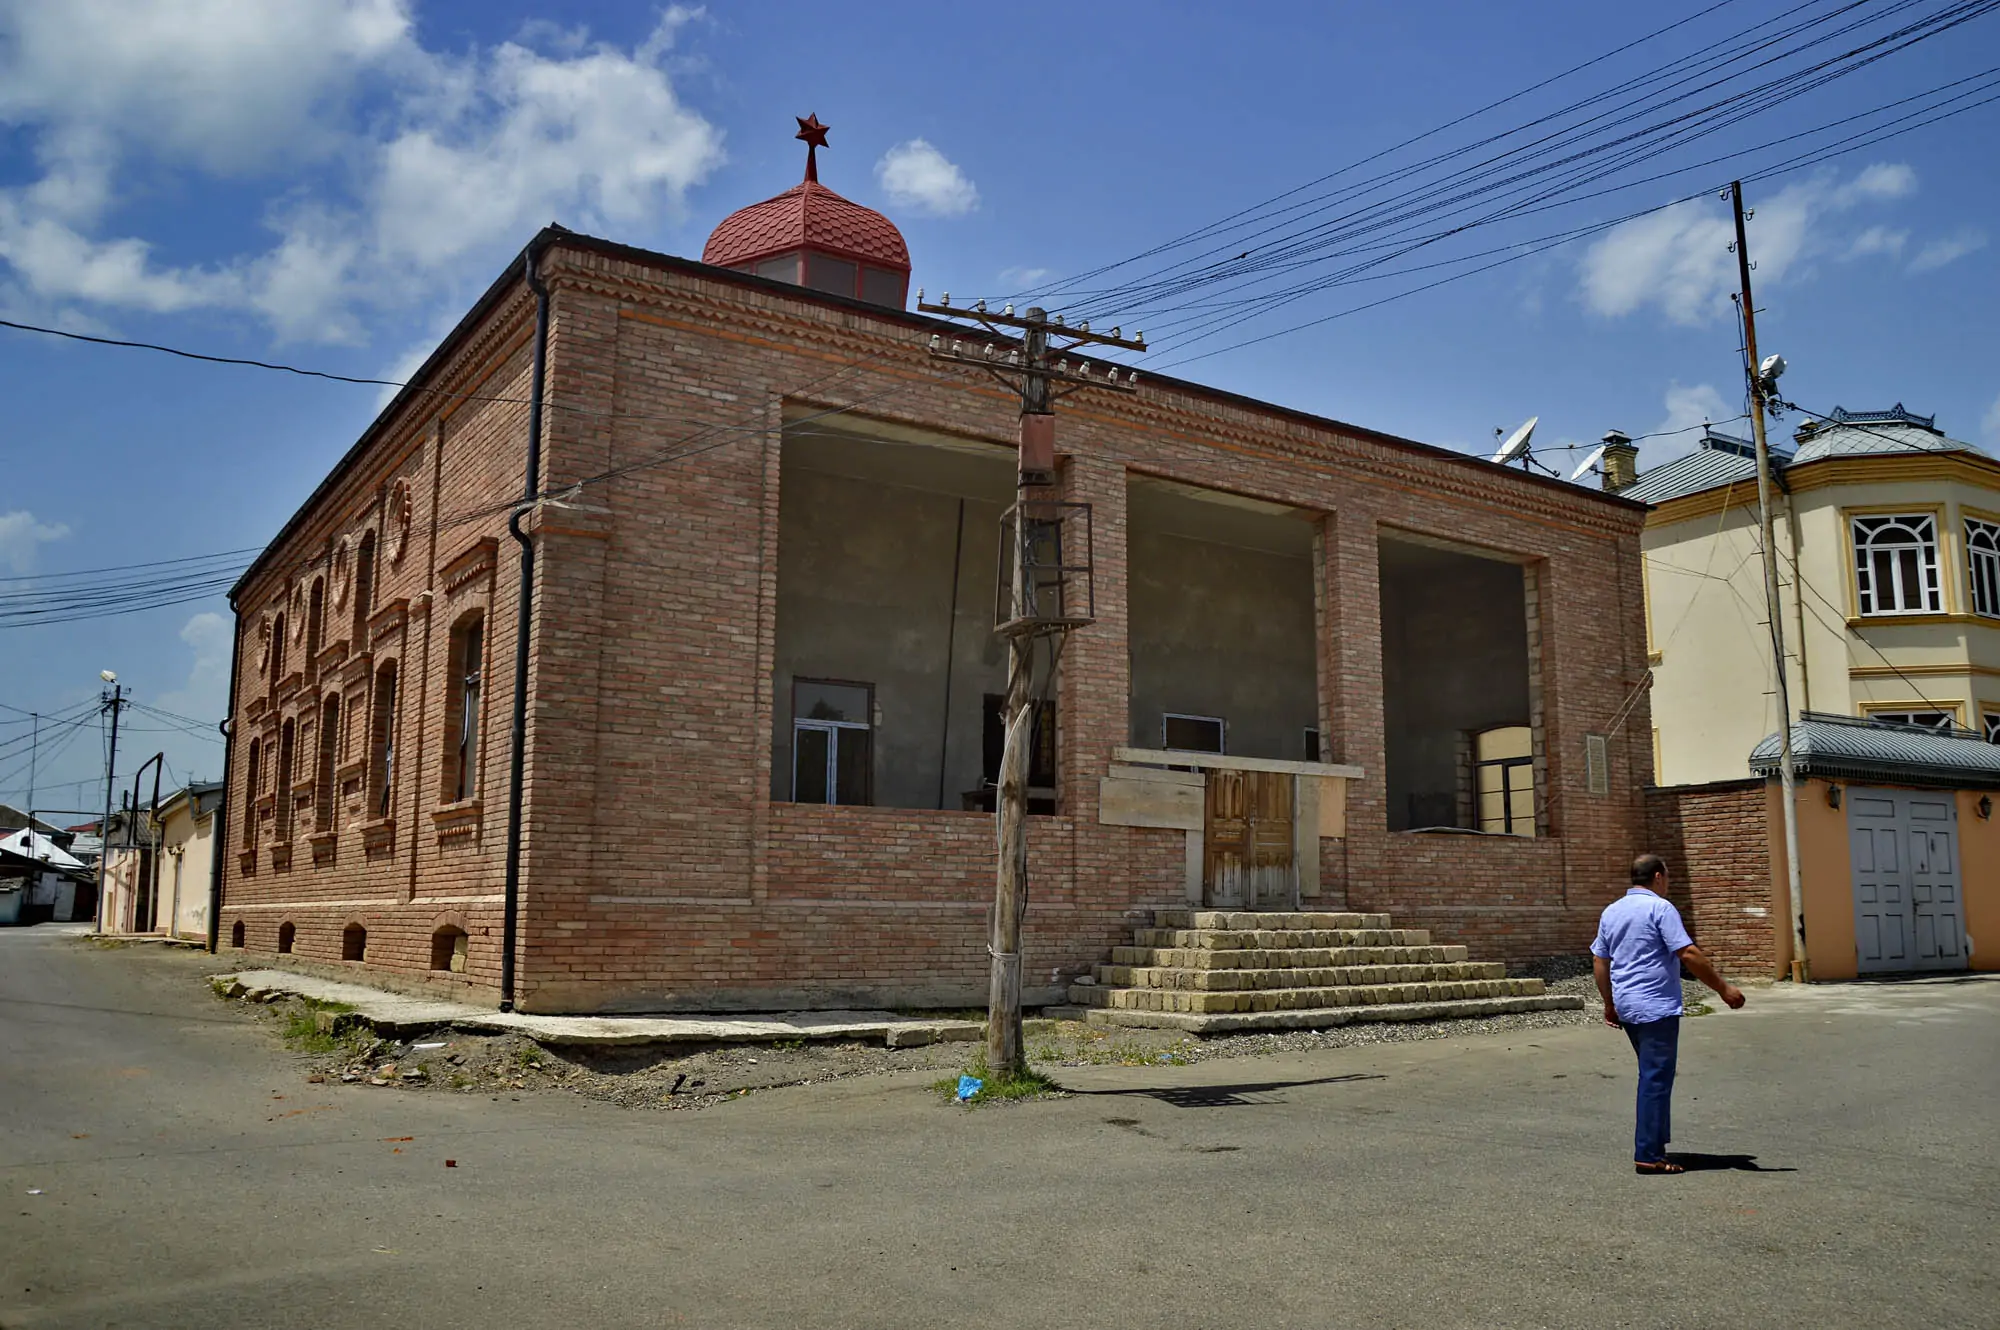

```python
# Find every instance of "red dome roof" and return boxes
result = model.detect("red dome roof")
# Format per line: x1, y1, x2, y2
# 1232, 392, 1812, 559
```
702, 179, 910, 272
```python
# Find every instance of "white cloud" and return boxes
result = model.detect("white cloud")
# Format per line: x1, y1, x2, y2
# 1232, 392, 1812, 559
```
154, 611, 233, 729
1636, 382, 1738, 465
0, 509, 70, 574
1908, 228, 1987, 274
875, 139, 978, 217
999, 265, 1052, 288
0, 5, 724, 343
1852, 162, 1917, 200
1579, 163, 1923, 326
1844, 225, 1907, 261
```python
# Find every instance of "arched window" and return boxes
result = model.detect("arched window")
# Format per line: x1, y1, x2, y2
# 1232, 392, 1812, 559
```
315, 694, 340, 832
275, 719, 296, 841
230, 920, 245, 948
1853, 514, 1940, 615
370, 661, 399, 818
342, 923, 367, 962
277, 921, 295, 954
431, 925, 468, 973
306, 577, 325, 666
1967, 518, 2000, 619
353, 531, 377, 641
443, 613, 485, 802
271, 612, 288, 678
242, 737, 261, 850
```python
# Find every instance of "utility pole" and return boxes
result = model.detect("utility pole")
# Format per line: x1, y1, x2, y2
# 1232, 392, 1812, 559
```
94, 675, 125, 933
916, 292, 1142, 1075
1730, 180, 1807, 982
26, 712, 37, 818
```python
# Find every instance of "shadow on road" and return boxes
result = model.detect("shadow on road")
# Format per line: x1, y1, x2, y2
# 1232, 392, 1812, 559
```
1666, 1150, 1797, 1173
1071, 1072, 1386, 1108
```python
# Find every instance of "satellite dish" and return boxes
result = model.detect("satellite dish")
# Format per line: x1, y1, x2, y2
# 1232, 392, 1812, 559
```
1490, 416, 1538, 466
1569, 444, 1608, 482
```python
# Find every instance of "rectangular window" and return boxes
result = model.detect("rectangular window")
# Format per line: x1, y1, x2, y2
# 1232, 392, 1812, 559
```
1303, 728, 1322, 763
1967, 518, 2000, 618
1852, 514, 1941, 615
792, 679, 871, 805
1584, 733, 1610, 796
755, 253, 800, 283
452, 619, 484, 802
860, 265, 904, 306
1474, 726, 1535, 836
1866, 710, 1955, 731
804, 253, 858, 297
1162, 713, 1225, 754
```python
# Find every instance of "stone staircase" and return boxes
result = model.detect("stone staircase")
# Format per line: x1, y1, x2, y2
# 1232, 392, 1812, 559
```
1067, 909, 1582, 1034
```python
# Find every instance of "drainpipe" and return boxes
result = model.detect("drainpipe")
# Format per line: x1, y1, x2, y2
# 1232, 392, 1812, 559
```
206, 610, 242, 953
500, 242, 551, 1012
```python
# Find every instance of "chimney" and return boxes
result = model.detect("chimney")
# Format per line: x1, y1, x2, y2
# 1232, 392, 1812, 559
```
1600, 429, 1638, 491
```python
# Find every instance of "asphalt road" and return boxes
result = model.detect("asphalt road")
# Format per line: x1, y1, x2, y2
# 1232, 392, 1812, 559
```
2, 926, 1995, 1329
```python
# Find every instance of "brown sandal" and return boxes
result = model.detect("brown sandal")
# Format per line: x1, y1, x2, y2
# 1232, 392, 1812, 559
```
1635, 1160, 1686, 1175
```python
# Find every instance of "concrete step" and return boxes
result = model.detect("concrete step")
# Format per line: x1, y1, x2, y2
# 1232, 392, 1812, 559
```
1068, 976, 1549, 1015
1151, 909, 1393, 931
1109, 943, 1472, 969
1082, 992, 1585, 1034
1133, 927, 1434, 950
1094, 960, 1509, 992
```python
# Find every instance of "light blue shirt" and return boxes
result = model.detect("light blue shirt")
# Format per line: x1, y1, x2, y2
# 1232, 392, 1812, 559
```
1590, 887, 1694, 1026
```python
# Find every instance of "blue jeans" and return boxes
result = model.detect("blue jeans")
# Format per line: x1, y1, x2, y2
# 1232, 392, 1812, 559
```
1623, 1016, 1680, 1163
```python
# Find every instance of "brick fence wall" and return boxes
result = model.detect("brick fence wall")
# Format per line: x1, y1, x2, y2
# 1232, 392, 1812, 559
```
1644, 779, 1777, 976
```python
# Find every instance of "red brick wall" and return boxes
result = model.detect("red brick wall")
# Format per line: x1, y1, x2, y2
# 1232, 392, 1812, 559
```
219, 236, 1655, 1011
1644, 779, 1777, 976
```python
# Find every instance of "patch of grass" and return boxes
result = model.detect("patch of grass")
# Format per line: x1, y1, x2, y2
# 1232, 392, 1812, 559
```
512, 1044, 549, 1070
278, 998, 366, 1056
930, 1055, 1064, 1106
771, 1037, 808, 1053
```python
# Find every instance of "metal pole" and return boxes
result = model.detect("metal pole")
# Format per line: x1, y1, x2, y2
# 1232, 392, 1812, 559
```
93, 684, 123, 932
1731, 180, 1808, 982
26, 713, 37, 815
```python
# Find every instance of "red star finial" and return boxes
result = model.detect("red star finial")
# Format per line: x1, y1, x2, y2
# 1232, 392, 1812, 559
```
795, 113, 830, 182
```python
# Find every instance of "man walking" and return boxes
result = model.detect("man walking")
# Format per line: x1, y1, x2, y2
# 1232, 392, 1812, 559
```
1592, 853, 1745, 1174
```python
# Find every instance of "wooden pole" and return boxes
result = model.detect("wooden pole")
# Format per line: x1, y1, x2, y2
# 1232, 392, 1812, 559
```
987, 630, 1033, 1076
1731, 180, 1807, 982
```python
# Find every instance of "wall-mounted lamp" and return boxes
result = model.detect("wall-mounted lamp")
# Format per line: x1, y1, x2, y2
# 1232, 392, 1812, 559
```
1979, 795, 1992, 821
1825, 784, 1841, 810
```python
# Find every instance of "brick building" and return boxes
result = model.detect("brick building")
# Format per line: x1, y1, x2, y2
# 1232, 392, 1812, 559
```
217, 130, 1655, 1014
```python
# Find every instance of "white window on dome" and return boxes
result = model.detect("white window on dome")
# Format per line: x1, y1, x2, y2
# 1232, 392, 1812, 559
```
1852, 514, 1941, 615
1984, 711, 2000, 744
1966, 518, 2000, 618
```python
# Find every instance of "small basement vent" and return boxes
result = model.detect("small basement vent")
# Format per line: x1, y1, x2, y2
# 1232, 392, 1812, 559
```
1585, 733, 1611, 796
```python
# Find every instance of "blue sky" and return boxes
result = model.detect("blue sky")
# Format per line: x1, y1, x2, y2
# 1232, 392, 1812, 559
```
2, 0, 1997, 810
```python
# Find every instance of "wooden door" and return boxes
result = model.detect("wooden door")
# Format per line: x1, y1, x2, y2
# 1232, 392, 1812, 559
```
1204, 769, 1296, 909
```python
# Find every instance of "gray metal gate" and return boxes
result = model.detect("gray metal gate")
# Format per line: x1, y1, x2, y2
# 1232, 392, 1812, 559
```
1848, 788, 1967, 974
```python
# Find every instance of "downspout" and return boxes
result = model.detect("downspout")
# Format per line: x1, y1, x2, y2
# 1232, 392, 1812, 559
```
206, 610, 242, 952
500, 242, 551, 1012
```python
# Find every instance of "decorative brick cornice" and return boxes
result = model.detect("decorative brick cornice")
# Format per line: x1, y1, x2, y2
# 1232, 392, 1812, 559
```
339, 651, 374, 689
359, 816, 396, 857
308, 829, 338, 866
368, 598, 409, 646
431, 798, 483, 842
268, 841, 292, 872
440, 536, 499, 594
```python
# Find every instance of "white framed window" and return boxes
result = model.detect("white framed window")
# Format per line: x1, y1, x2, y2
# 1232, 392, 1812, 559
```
1161, 713, 1225, 754
792, 679, 872, 805
1852, 514, 1941, 615
1967, 518, 2000, 618
1865, 710, 1955, 731
1983, 711, 2000, 744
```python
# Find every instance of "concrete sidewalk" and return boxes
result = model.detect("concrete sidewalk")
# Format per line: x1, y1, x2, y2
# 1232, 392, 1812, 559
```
211, 968, 984, 1048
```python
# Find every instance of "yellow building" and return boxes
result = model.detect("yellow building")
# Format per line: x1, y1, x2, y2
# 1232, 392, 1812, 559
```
1628, 405, 1997, 981
1631, 405, 2000, 786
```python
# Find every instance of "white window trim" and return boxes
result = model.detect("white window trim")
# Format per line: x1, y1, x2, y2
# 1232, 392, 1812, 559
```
1852, 513, 1942, 616
1966, 517, 2000, 619
1161, 713, 1227, 754
792, 717, 870, 805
